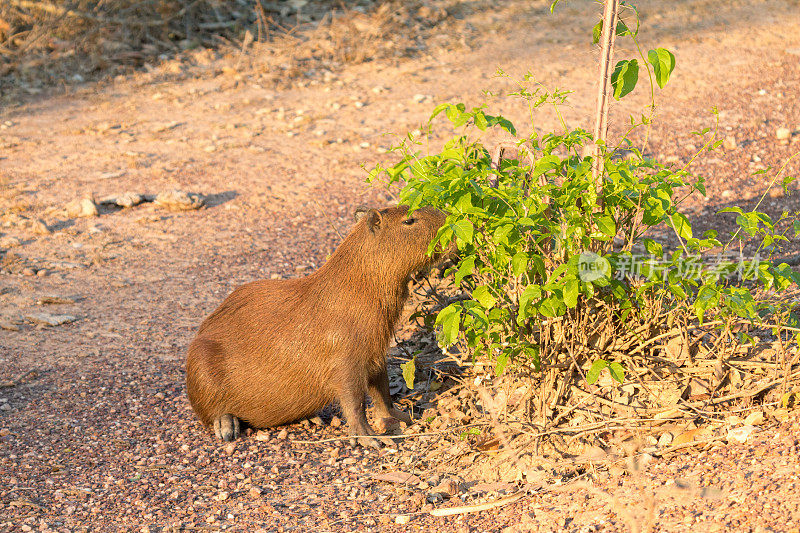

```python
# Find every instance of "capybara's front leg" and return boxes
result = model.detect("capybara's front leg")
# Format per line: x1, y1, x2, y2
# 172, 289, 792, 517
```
338, 385, 378, 448
368, 366, 412, 429
213, 413, 240, 442
338, 382, 396, 448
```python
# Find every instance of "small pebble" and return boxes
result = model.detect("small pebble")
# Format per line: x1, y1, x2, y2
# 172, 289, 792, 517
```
776, 127, 791, 141
0, 428, 10, 436
723, 136, 737, 151
249, 487, 262, 498
65, 197, 99, 218
277, 428, 288, 440
395, 515, 411, 525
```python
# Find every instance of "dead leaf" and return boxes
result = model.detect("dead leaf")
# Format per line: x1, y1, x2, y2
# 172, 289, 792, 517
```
664, 334, 690, 365
743, 411, 765, 426
476, 436, 500, 452
373, 471, 421, 485
575, 445, 608, 462
672, 428, 712, 447
727, 425, 758, 444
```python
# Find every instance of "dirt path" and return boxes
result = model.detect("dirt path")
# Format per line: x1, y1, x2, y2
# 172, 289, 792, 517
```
1, 1, 800, 531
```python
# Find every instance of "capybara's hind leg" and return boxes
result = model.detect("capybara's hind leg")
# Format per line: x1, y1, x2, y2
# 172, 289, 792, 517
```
213, 414, 240, 442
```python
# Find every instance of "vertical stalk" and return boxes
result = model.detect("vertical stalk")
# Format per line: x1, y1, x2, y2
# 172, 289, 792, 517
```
592, 0, 621, 206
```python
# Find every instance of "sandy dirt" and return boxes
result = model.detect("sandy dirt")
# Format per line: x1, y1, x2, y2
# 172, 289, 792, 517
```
1, 0, 800, 531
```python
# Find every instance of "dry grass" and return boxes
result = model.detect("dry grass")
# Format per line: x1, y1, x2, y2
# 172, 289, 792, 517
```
0, 0, 467, 99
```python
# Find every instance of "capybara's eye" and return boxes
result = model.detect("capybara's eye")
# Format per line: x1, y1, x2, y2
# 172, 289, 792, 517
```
402, 217, 416, 225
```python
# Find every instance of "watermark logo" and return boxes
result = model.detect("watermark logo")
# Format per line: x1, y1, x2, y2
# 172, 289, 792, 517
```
579, 251, 763, 283
578, 251, 612, 282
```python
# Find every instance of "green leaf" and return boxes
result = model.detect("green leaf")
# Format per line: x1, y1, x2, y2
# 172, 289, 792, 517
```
608, 362, 625, 383
564, 276, 579, 308
593, 19, 633, 44
474, 111, 488, 131
670, 212, 693, 240
518, 284, 542, 322
435, 304, 462, 346
538, 295, 566, 318
694, 285, 719, 322
587, 360, 608, 385
400, 357, 416, 390
794, 219, 800, 237
454, 255, 476, 285
592, 20, 602, 44
596, 215, 617, 238
511, 252, 529, 277
611, 59, 639, 100
472, 285, 497, 309
647, 48, 676, 89
495, 351, 510, 375
643, 238, 663, 257
450, 219, 474, 245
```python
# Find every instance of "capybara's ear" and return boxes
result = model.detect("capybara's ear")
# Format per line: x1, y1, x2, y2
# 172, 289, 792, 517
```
366, 209, 382, 233
353, 205, 371, 222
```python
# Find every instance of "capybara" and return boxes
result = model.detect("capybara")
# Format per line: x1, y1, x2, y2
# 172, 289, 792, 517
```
186, 205, 447, 446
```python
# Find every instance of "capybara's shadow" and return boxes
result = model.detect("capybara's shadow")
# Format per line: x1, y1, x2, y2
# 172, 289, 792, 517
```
204, 190, 238, 208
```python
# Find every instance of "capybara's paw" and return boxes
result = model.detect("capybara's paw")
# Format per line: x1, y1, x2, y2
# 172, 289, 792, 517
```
213, 414, 240, 442
376, 416, 401, 433
388, 407, 413, 425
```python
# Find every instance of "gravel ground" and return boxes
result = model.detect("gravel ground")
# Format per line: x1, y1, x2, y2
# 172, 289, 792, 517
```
1, 1, 800, 531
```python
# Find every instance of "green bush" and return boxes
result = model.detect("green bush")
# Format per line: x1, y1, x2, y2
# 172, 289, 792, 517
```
370, 9, 800, 390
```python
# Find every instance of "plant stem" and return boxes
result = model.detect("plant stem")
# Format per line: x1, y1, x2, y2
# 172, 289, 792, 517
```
592, 0, 621, 207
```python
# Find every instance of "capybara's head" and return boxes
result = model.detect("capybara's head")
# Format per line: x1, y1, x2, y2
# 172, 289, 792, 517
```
353, 205, 447, 280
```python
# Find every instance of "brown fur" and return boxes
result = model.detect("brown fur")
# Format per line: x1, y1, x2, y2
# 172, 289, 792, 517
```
185, 205, 446, 443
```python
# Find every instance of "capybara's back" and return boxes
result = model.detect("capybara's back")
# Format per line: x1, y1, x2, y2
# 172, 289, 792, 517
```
186, 205, 446, 444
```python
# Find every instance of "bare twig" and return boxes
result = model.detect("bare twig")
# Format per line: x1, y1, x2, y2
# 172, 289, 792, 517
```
429, 491, 524, 517
289, 423, 489, 445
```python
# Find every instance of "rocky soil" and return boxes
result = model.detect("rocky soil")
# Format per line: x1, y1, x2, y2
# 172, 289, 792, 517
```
1, 0, 800, 531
